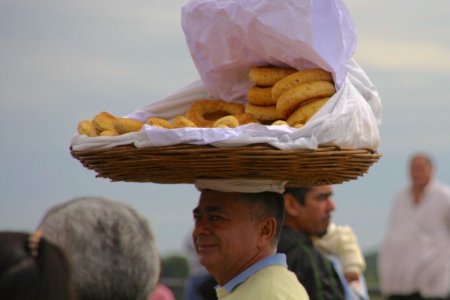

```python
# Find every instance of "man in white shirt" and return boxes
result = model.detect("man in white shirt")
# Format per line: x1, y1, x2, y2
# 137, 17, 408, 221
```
378, 153, 450, 300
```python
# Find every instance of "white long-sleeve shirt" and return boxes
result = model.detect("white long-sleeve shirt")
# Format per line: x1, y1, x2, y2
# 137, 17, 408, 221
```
378, 180, 450, 298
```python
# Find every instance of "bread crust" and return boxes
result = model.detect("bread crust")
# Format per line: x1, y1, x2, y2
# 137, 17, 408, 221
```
272, 68, 333, 100
77, 119, 98, 137
114, 118, 144, 134
245, 104, 280, 122
92, 111, 116, 132
287, 97, 330, 126
247, 86, 277, 106
276, 81, 335, 118
249, 66, 297, 86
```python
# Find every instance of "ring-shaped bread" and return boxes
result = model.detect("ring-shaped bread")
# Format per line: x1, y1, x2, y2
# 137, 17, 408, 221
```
247, 86, 277, 106
271, 120, 289, 126
92, 111, 116, 132
114, 118, 144, 134
286, 97, 330, 126
276, 81, 335, 118
272, 68, 333, 100
78, 120, 97, 137
245, 104, 280, 122
146, 117, 172, 129
249, 66, 297, 86
213, 116, 239, 128
186, 99, 246, 127
172, 116, 197, 128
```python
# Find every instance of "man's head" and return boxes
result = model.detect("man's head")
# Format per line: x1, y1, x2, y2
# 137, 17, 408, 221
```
283, 185, 335, 237
409, 153, 434, 190
38, 196, 160, 300
192, 189, 284, 285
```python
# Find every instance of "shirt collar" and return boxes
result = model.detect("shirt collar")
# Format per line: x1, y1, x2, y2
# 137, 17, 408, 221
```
219, 253, 288, 293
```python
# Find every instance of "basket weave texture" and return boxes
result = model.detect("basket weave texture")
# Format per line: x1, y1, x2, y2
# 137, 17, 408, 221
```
71, 143, 381, 187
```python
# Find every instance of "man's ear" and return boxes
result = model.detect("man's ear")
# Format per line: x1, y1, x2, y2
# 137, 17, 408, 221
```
257, 217, 276, 249
284, 193, 300, 217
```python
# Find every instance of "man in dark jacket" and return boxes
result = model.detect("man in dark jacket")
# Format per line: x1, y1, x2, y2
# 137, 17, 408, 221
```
277, 185, 346, 300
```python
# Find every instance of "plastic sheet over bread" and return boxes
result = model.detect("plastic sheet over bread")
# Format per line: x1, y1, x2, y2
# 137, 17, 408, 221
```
181, 0, 356, 102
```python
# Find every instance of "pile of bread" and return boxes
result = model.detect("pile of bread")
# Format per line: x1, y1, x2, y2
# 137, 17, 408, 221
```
77, 66, 335, 137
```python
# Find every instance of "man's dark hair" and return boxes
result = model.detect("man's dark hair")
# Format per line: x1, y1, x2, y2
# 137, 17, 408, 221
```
284, 187, 312, 206
237, 192, 285, 246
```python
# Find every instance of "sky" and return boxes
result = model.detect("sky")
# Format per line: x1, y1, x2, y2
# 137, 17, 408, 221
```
1, 0, 449, 256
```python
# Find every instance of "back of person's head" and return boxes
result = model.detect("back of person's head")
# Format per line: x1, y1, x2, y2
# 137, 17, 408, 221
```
237, 191, 285, 246
0, 231, 76, 300
38, 196, 160, 300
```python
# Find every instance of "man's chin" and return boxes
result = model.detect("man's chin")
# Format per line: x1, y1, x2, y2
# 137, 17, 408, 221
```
312, 227, 328, 237
199, 255, 219, 271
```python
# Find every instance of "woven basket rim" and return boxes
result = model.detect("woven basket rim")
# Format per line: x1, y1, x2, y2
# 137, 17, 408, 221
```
71, 143, 382, 187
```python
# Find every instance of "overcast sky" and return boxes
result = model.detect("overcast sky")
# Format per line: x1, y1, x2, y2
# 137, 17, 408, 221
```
1, 0, 449, 256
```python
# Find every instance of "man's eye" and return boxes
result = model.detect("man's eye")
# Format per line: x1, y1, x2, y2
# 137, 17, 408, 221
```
210, 215, 222, 221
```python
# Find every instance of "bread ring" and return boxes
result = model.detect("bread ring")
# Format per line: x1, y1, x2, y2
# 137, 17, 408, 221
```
271, 120, 289, 126
100, 130, 119, 136
272, 68, 333, 100
245, 104, 280, 122
213, 116, 239, 128
249, 66, 297, 86
146, 117, 172, 129
114, 118, 144, 134
247, 87, 276, 106
185, 99, 245, 127
92, 111, 116, 132
236, 113, 259, 125
77, 120, 97, 137
287, 97, 329, 126
172, 116, 197, 128
276, 81, 335, 118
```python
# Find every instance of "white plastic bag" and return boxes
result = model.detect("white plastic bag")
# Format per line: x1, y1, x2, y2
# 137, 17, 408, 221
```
181, 0, 357, 102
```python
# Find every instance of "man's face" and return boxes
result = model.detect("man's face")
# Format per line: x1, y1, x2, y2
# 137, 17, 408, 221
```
192, 190, 261, 284
410, 156, 432, 189
297, 185, 335, 237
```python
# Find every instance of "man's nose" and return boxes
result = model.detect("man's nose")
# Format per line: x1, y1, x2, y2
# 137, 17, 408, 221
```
193, 219, 211, 236
327, 199, 336, 212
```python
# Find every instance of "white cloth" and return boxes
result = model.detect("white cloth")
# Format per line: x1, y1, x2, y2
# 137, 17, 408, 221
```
378, 180, 450, 298
194, 179, 286, 194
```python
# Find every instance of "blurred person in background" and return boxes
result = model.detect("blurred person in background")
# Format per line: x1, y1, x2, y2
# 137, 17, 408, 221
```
38, 196, 160, 300
148, 283, 175, 300
192, 183, 309, 299
278, 185, 369, 300
0, 231, 76, 300
378, 153, 450, 300
148, 260, 175, 300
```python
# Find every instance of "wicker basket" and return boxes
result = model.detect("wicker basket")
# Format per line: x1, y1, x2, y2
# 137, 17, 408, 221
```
70, 143, 381, 187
